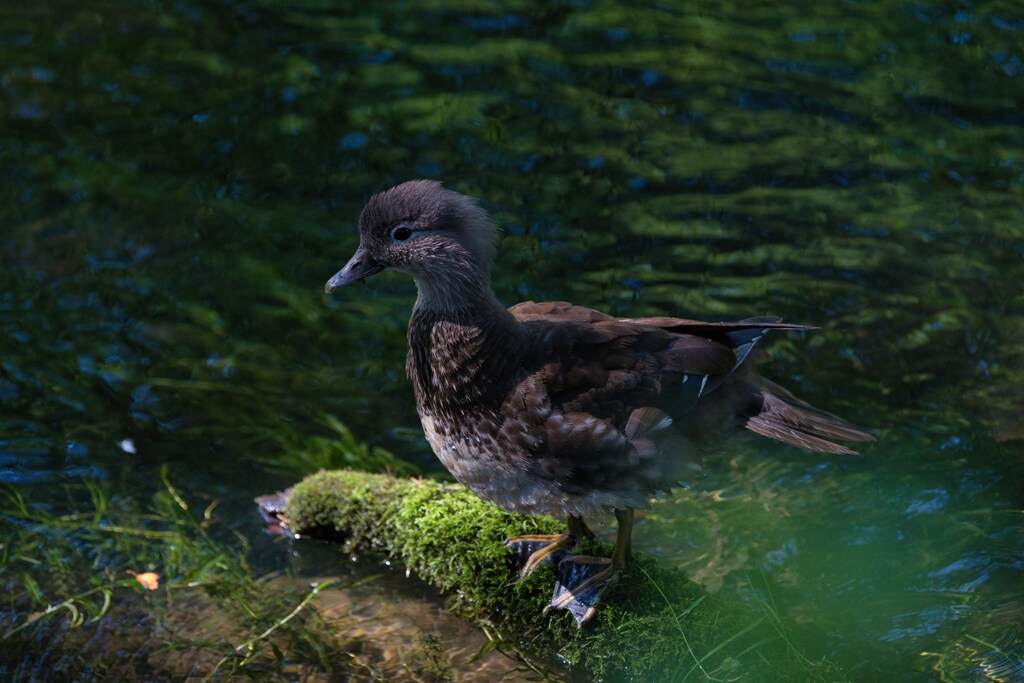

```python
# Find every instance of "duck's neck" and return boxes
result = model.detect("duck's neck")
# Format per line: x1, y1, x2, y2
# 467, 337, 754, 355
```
407, 274, 523, 412
410, 260, 498, 316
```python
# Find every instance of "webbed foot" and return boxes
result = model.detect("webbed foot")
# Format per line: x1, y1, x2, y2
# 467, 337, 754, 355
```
505, 513, 594, 578
504, 533, 575, 578
546, 555, 622, 626
545, 507, 635, 627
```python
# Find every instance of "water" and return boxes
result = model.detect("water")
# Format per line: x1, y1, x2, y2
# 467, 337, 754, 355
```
2, 0, 1022, 680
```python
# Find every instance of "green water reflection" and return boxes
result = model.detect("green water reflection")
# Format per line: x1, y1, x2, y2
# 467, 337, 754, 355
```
2, 0, 1022, 679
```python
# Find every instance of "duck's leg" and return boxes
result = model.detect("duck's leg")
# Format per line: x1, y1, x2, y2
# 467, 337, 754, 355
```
547, 507, 634, 627
505, 514, 593, 578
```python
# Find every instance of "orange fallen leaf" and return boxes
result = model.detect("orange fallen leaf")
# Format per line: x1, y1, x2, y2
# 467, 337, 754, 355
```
128, 570, 160, 590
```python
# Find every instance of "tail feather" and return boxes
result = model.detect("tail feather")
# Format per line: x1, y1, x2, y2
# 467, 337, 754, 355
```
745, 389, 874, 455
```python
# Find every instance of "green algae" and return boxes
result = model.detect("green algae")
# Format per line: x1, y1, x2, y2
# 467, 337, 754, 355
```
286, 469, 849, 681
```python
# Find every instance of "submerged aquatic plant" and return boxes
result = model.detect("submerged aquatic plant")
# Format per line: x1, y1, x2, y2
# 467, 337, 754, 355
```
0, 468, 361, 680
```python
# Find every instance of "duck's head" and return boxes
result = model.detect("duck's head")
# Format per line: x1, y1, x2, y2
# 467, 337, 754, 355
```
325, 181, 497, 310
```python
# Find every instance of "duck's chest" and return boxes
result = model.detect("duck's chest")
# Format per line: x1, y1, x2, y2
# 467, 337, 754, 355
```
406, 314, 521, 412
419, 409, 505, 482
407, 313, 550, 507
419, 407, 557, 514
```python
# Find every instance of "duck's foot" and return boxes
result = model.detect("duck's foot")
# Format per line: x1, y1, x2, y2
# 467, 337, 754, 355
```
545, 555, 622, 627
506, 514, 593, 578
504, 533, 576, 578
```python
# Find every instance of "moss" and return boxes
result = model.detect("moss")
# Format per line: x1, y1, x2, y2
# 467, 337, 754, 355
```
285, 470, 849, 681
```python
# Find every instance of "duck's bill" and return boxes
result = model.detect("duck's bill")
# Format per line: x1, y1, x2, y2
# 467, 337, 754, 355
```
325, 247, 384, 292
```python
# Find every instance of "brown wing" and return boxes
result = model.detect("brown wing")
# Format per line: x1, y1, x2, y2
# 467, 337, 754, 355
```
504, 302, 773, 500
508, 300, 614, 324
505, 301, 872, 499
509, 302, 809, 418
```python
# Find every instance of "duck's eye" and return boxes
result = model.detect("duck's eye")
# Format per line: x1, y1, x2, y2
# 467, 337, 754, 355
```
392, 226, 412, 241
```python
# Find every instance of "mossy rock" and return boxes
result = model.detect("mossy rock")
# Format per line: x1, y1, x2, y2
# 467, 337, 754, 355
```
282, 470, 848, 681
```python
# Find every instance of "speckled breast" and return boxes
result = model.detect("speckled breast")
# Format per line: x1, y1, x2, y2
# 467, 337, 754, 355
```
417, 410, 646, 519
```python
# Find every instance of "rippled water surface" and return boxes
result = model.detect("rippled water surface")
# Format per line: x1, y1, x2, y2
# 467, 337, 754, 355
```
2, 0, 1022, 680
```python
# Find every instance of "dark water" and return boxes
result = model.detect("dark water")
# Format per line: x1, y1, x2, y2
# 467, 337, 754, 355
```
2, 0, 1022, 680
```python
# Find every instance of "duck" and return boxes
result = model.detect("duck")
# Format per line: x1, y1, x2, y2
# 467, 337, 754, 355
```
325, 180, 873, 626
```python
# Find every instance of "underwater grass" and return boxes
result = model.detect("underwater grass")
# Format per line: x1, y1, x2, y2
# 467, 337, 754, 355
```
0, 468, 360, 681
284, 469, 851, 681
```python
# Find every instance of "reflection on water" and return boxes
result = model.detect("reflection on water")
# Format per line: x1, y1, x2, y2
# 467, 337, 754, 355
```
2, 0, 1022, 680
